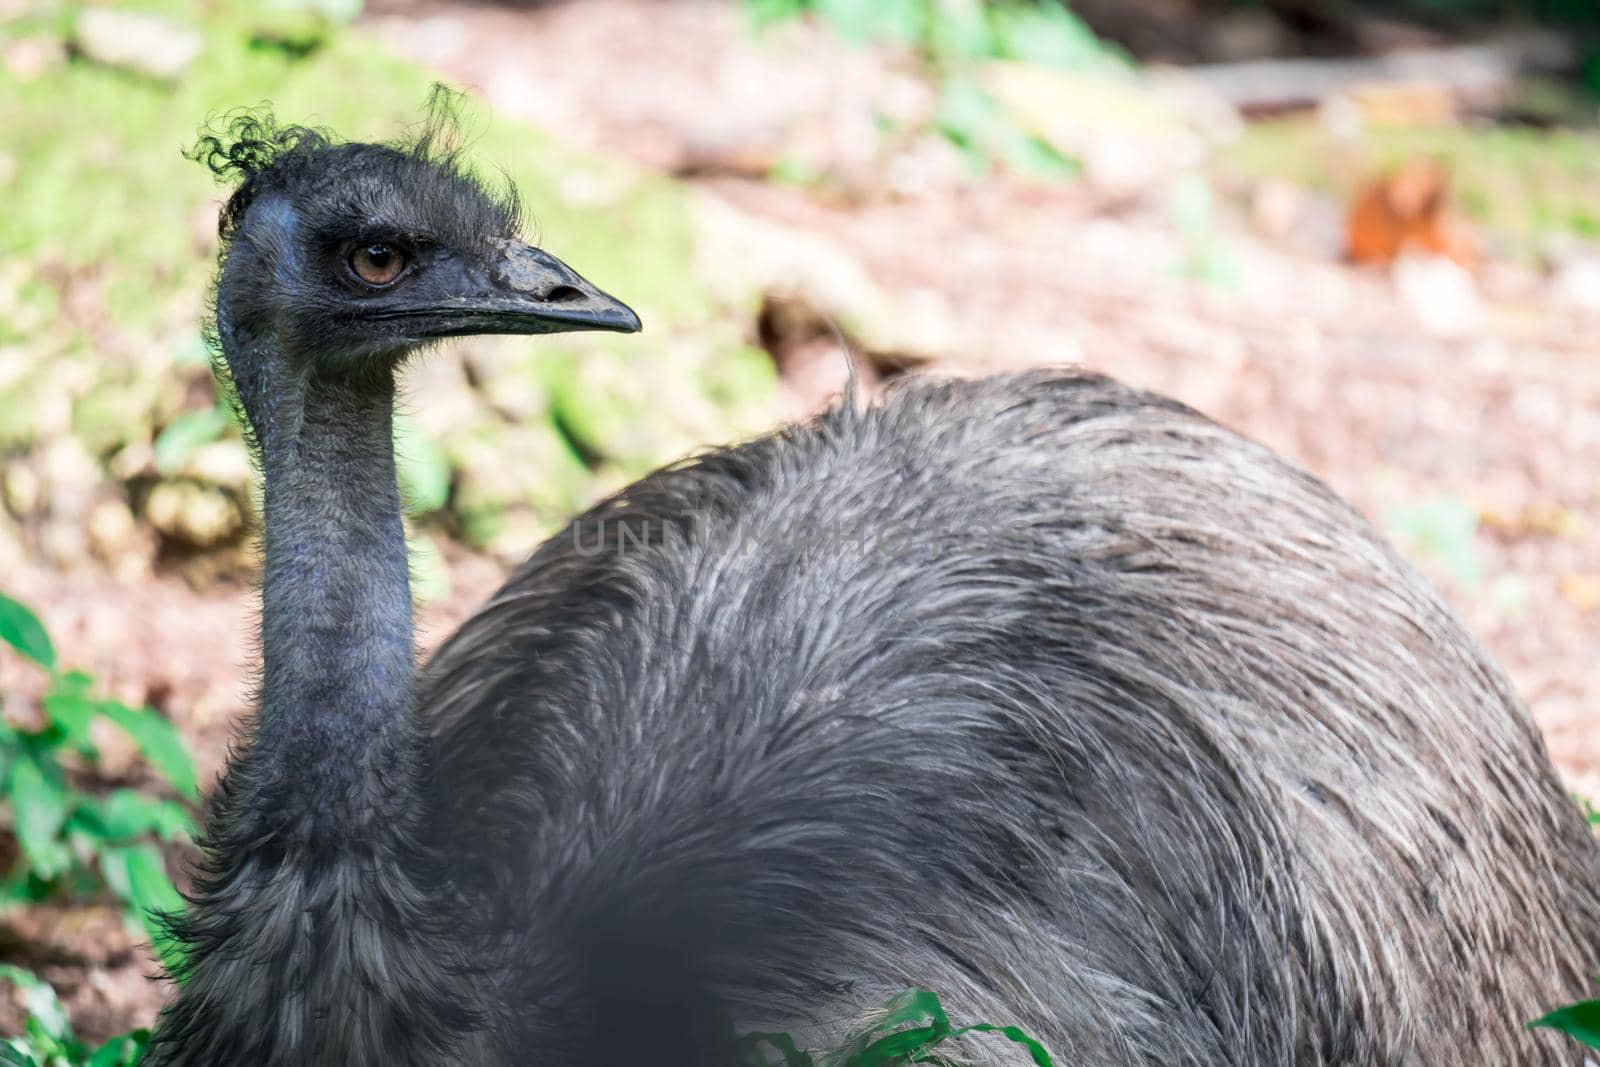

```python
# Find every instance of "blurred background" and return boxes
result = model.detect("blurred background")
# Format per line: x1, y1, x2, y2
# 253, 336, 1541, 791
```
1, 0, 1599, 1052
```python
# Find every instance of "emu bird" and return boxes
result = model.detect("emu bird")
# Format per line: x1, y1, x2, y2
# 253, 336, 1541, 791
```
147, 108, 1600, 1067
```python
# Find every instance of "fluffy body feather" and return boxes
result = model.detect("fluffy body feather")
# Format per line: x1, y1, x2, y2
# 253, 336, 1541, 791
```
419, 371, 1600, 1066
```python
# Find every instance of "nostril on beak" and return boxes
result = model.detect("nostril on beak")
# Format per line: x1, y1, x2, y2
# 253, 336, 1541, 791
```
544, 285, 584, 304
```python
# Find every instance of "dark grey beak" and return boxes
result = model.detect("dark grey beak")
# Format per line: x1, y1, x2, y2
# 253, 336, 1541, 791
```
400, 239, 642, 338
486, 239, 642, 334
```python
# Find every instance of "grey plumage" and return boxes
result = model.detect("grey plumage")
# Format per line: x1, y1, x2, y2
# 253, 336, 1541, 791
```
147, 103, 1600, 1066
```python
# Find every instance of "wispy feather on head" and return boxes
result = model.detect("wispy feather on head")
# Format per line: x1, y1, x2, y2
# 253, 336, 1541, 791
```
186, 85, 524, 249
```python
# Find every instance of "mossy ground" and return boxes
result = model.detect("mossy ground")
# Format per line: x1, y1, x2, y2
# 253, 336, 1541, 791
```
0, 0, 777, 571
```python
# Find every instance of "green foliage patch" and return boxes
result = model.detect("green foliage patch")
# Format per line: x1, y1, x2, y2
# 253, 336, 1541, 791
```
1530, 989, 1600, 1052
0, 592, 193, 974
744, 0, 1122, 177
737, 988, 1053, 1066
0, 0, 776, 567
0, 965, 148, 1067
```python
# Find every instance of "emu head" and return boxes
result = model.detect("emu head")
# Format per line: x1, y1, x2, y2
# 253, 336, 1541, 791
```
190, 101, 639, 431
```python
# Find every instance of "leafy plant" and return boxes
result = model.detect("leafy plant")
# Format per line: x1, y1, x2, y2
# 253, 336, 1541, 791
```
151, 406, 234, 477
393, 415, 453, 518
0, 592, 194, 972
745, 0, 1120, 177
746, 0, 1116, 72
249, 0, 366, 56
0, 965, 148, 1067
1525, 803, 1600, 1052
1530, 980, 1600, 1052
736, 988, 1053, 1066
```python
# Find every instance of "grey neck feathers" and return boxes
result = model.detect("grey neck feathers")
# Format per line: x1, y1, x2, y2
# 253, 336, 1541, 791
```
224, 313, 423, 851
143, 319, 475, 1067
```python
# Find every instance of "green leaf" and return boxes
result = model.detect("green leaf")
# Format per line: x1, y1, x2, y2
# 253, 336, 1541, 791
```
41, 688, 98, 756
741, 988, 1059, 1067
394, 416, 452, 516
990, 3, 1119, 73
860, 988, 950, 1046
153, 406, 232, 476
1530, 998, 1600, 1050
407, 532, 452, 605
925, 0, 991, 63
934, 75, 1002, 163
854, 1024, 941, 1064
87, 1031, 150, 1067
0, 966, 69, 1045
5, 753, 70, 879
72, 789, 192, 842
0, 593, 55, 669
100, 844, 186, 972
0, 868, 54, 908
745, 0, 814, 32
947, 1023, 1055, 1066
284, 0, 364, 25
0, 1039, 39, 1067
814, 0, 886, 45
0, 720, 15, 781
97, 702, 198, 798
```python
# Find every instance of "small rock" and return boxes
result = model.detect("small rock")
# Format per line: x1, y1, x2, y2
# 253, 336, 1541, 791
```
405, 353, 482, 440
1, 35, 64, 82
1392, 253, 1485, 339
1250, 178, 1306, 241
0, 513, 21, 575
108, 440, 156, 482
987, 63, 1241, 195
1317, 93, 1366, 142
40, 437, 99, 515
692, 193, 959, 366
183, 440, 254, 491
2, 461, 39, 516
72, 9, 203, 82
1560, 573, 1600, 613
144, 481, 244, 548
87, 496, 137, 557
40, 519, 89, 567
87, 496, 153, 582
1200, 10, 1296, 64
882, 136, 967, 200
484, 509, 549, 567
1553, 255, 1600, 316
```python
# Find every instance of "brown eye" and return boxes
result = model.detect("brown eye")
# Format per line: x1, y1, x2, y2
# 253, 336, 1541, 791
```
350, 243, 406, 286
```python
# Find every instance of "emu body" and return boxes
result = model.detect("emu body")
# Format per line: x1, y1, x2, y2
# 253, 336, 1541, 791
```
148, 113, 1600, 1066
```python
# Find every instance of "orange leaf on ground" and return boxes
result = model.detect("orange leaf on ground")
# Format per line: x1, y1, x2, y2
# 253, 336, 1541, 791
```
1346, 159, 1476, 269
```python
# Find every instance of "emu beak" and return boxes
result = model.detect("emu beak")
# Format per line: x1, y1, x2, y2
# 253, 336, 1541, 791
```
408, 239, 642, 338
487, 239, 642, 334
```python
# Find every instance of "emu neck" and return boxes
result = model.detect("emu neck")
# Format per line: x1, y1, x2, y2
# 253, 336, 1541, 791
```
148, 322, 474, 1067
247, 348, 419, 848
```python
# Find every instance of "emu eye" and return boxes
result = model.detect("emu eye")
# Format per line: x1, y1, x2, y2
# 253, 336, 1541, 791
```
349, 243, 407, 287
